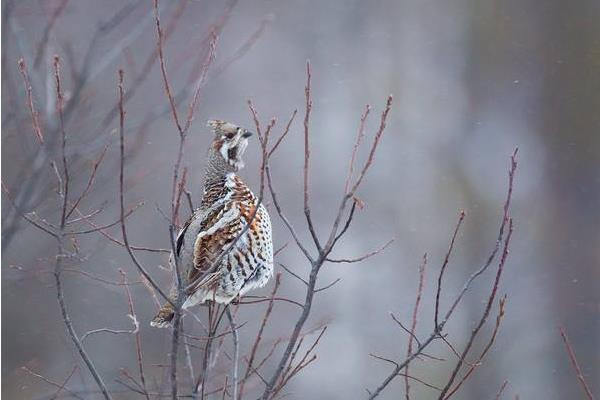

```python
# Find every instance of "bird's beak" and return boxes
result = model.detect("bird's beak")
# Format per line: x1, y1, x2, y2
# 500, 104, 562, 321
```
242, 131, 253, 138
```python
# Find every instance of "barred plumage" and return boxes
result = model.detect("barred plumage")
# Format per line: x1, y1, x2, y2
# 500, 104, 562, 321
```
151, 120, 273, 328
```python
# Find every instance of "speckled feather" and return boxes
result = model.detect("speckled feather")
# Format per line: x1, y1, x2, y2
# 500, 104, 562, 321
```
151, 120, 273, 328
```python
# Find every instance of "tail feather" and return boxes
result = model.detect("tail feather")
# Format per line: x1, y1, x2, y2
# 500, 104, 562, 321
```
150, 303, 175, 328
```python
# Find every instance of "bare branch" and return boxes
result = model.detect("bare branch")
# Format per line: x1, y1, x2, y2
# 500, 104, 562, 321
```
441, 296, 508, 399
326, 239, 394, 264
405, 254, 427, 400
368, 150, 517, 400
68, 201, 143, 235
2, 181, 59, 238
559, 326, 596, 400
345, 104, 371, 194
53, 55, 70, 229
153, 0, 184, 135
17, 58, 44, 144
278, 263, 308, 286
240, 273, 282, 399
441, 148, 517, 326
65, 143, 110, 220
54, 243, 113, 400
81, 326, 138, 343
119, 269, 150, 400
301, 61, 321, 251
438, 219, 514, 399
226, 307, 240, 400
62, 268, 143, 286
314, 277, 342, 293
494, 380, 509, 400
390, 312, 422, 348
268, 109, 297, 157
72, 207, 170, 253
22, 366, 82, 400
117, 69, 172, 303
348, 95, 393, 195
434, 210, 466, 329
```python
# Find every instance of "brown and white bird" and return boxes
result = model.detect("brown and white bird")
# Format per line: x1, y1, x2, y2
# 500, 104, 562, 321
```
151, 120, 273, 328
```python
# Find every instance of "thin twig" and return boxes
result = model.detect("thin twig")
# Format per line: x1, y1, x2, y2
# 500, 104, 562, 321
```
390, 312, 422, 348
559, 326, 596, 400
117, 69, 172, 303
259, 78, 394, 400
494, 380, 509, 400
153, 0, 183, 135
53, 56, 70, 228
54, 244, 113, 400
301, 61, 321, 251
119, 269, 150, 400
405, 254, 427, 400
442, 296, 508, 399
72, 206, 170, 253
314, 277, 342, 293
226, 307, 239, 400
326, 239, 394, 264
278, 263, 308, 286
50, 365, 78, 400
65, 143, 110, 219
438, 220, 514, 399
22, 366, 82, 400
17, 58, 44, 144
344, 104, 371, 194
368, 150, 518, 400
268, 109, 297, 158
434, 210, 466, 329
68, 202, 143, 235
239, 273, 281, 398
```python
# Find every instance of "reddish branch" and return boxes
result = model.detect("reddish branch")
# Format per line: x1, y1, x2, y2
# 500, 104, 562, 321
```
7, 11, 523, 397
17, 58, 44, 144
120, 269, 150, 400
152, 0, 183, 135
559, 326, 596, 400
3, 1, 141, 252
345, 104, 371, 194
441, 295, 508, 399
65, 143, 110, 220
53, 56, 115, 400
151, 4, 221, 395
72, 207, 169, 253
434, 210, 466, 328
117, 69, 171, 303
22, 366, 81, 400
239, 273, 282, 398
326, 238, 394, 264
7, 4, 284, 400
258, 64, 394, 399
302, 61, 321, 251
368, 149, 518, 400
405, 254, 427, 400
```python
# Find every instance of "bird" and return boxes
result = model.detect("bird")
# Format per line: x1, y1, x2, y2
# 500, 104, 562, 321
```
151, 119, 273, 328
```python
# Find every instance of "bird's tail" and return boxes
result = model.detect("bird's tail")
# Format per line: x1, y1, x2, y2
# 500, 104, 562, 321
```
150, 303, 175, 328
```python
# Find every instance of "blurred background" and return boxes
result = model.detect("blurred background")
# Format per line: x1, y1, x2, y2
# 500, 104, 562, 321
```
2, 0, 599, 399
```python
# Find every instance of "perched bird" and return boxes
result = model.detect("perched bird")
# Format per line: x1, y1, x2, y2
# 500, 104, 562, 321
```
151, 120, 273, 328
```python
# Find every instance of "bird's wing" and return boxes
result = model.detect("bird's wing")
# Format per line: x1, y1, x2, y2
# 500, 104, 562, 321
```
175, 212, 196, 256
186, 201, 250, 292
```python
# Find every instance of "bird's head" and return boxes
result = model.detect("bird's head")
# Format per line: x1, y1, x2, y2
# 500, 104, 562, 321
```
207, 119, 253, 172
